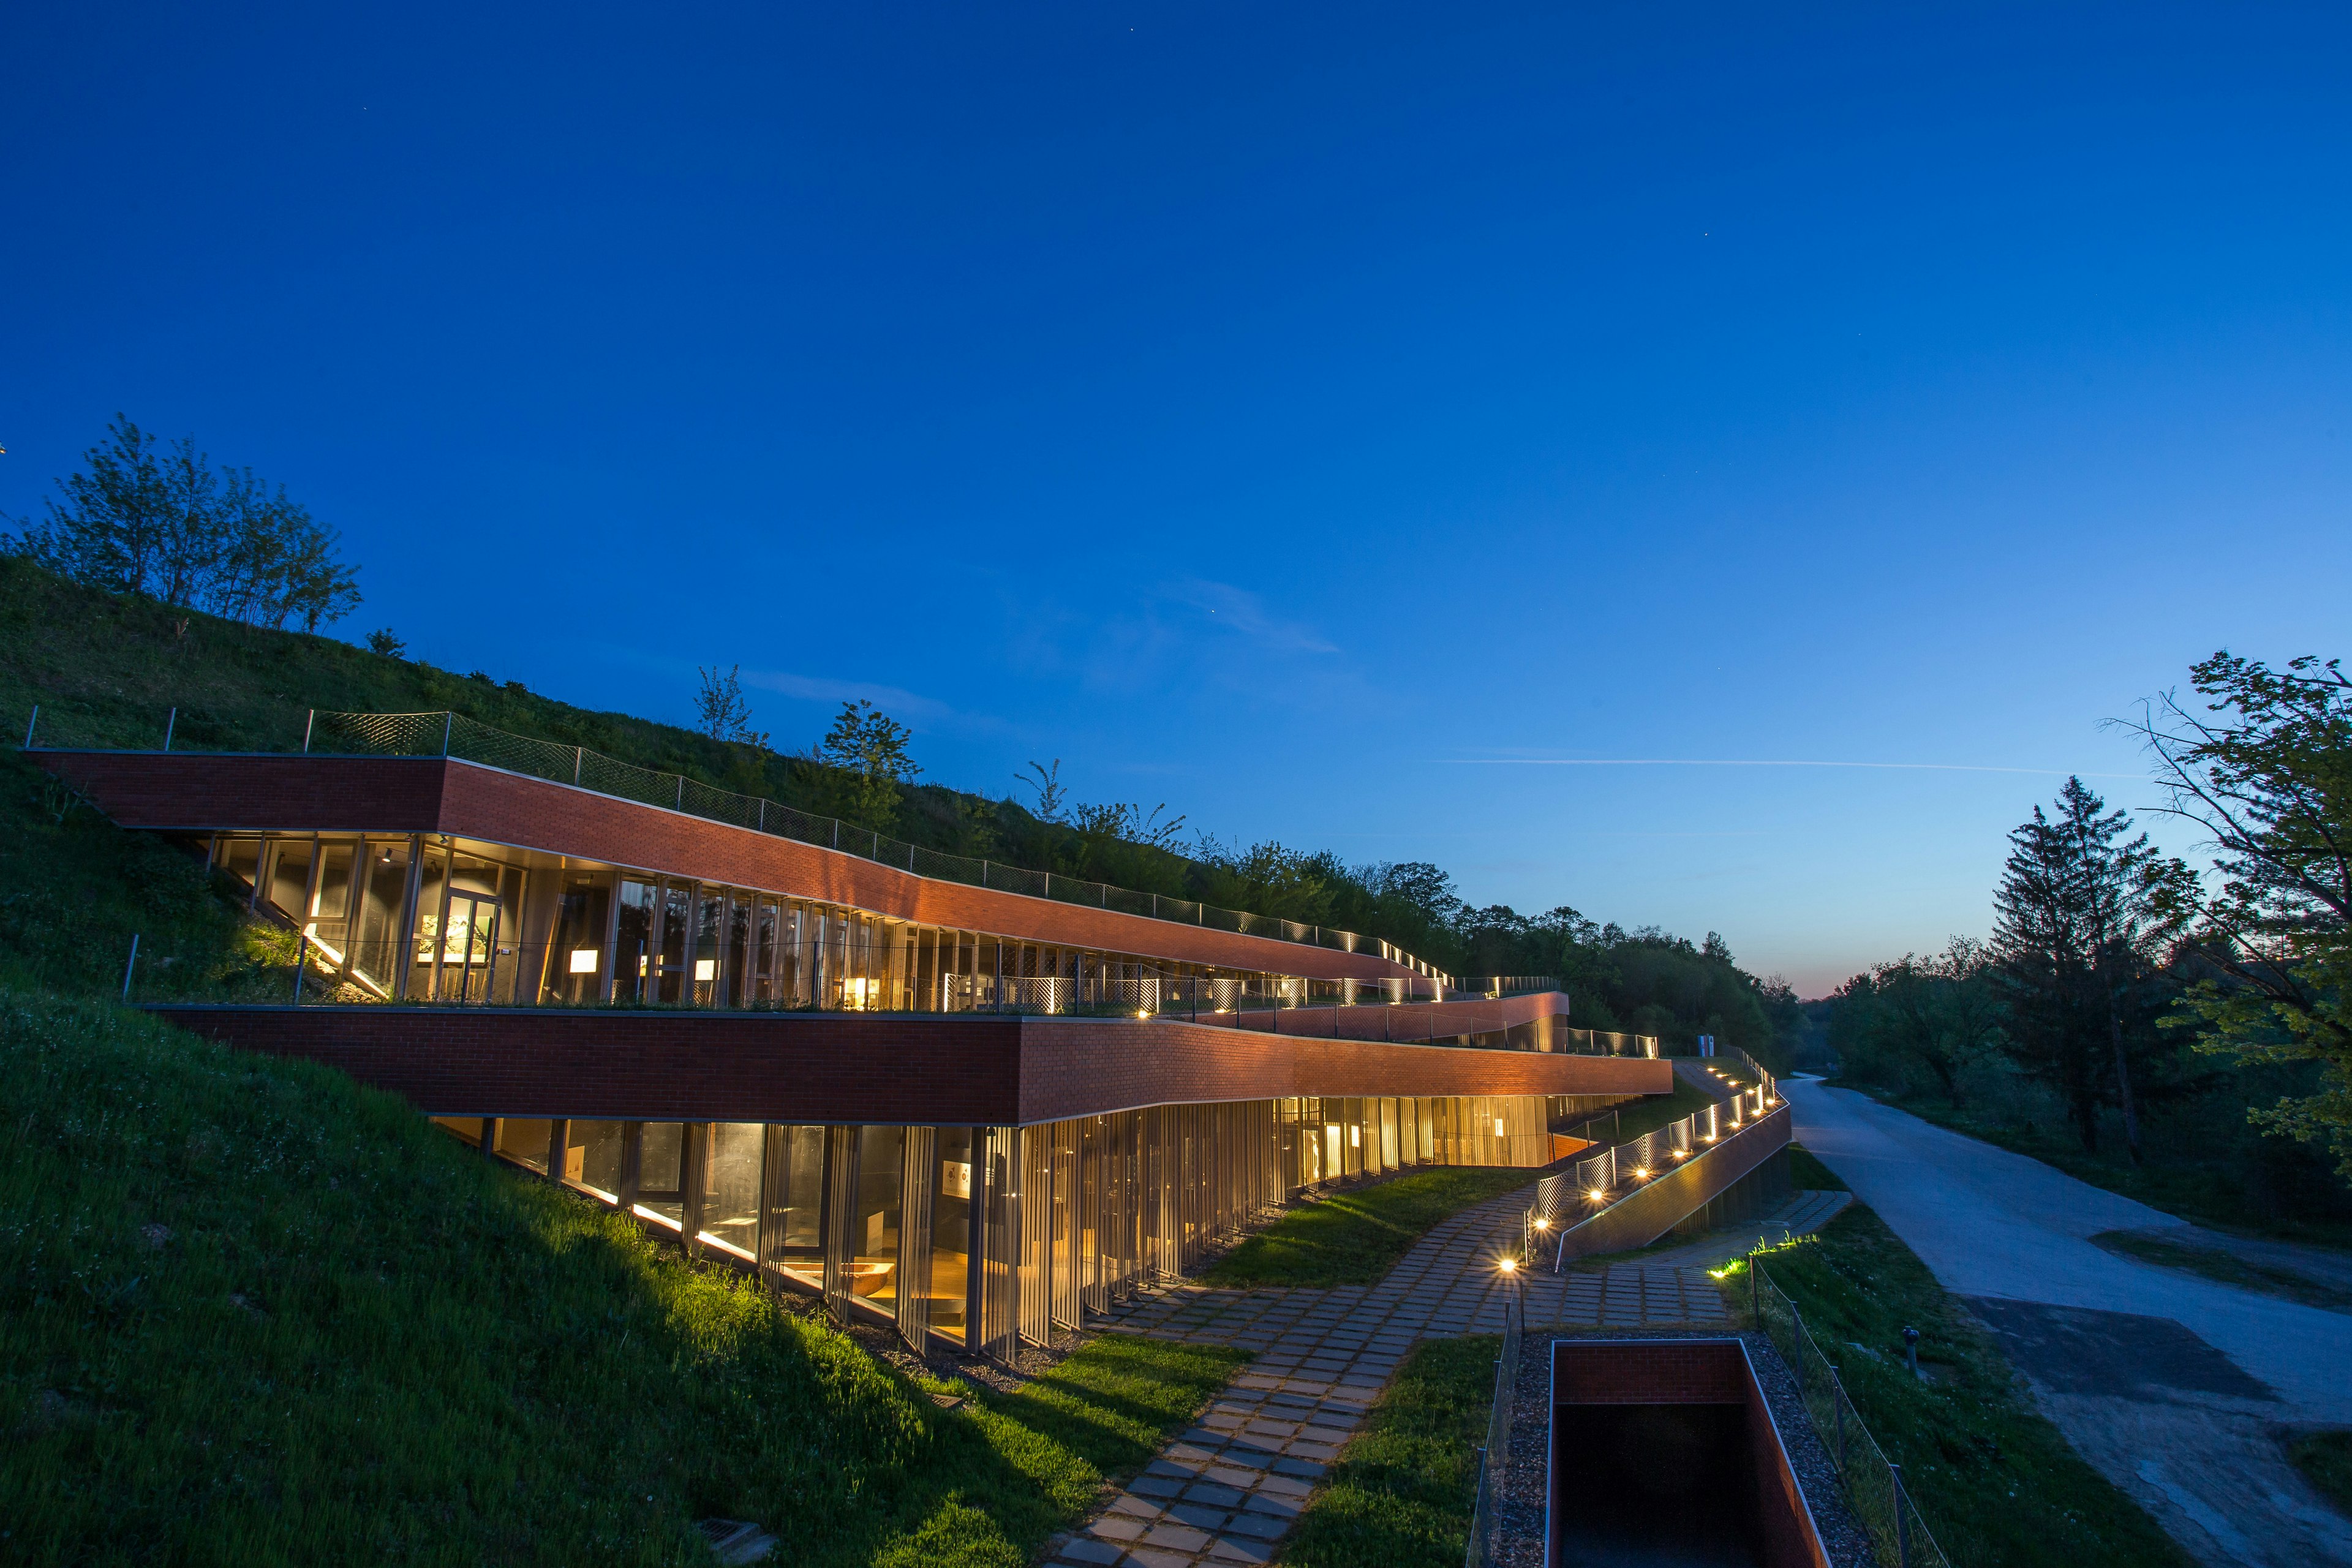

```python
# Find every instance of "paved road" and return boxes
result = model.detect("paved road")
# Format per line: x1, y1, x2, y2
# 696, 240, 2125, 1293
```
1787, 1076, 2352, 1567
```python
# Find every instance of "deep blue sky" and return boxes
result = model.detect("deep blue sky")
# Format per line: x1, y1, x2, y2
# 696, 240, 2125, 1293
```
7, 3, 2349, 992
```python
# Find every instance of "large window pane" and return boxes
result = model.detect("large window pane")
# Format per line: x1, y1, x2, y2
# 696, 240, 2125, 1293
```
405, 846, 449, 1000
657, 883, 692, 1003
571, 1120, 625, 1196
264, 837, 314, 925
851, 1125, 905, 1307
694, 888, 724, 1005
306, 842, 355, 970
763, 1124, 826, 1291
930, 1128, 973, 1342
639, 1121, 684, 1227
543, 871, 612, 1005
613, 879, 656, 1003
703, 1122, 763, 1256
726, 897, 753, 1007
351, 840, 411, 995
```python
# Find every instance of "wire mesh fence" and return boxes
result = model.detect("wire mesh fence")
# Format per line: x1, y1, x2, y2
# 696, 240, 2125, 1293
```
1463, 1281, 1523, 1568
1750, 1260, 1951, 1568
23, 701, 1601, 1000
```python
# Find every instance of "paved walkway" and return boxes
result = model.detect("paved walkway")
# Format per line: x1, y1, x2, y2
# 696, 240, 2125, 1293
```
1788, 1075, 2352, 1568
1039, 1179, 1768, 1568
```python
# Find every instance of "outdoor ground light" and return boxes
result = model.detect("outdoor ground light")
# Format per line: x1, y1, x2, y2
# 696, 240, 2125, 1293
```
1633, 1166, 1649, 1179
1534, 1216, 1550, 1231
1588, 1187, 1607, 1202
1498, 1256, 1518, 1275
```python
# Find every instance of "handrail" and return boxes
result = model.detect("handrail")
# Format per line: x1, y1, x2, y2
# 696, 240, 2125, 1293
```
1532, 1083, 1781, 1264
29, 705, 1454, 982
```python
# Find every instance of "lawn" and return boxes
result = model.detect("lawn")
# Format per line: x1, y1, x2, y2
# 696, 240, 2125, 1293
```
1729, 1205, 2195, 1568
1561, 1079, 1716, 1144
1199, 1168, 1536, 1287
1276, 1335, 1494, 1568
2089, 1230, 2352, 1312
0, 991, 1245, 1566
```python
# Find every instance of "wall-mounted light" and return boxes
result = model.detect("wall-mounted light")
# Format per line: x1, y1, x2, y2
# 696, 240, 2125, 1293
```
695, 959, 716, 982
568, 949, 600, 974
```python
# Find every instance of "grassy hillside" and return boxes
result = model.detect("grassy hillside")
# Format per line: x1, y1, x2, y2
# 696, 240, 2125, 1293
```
0, 992, 1245, 1566
0, 554, 1066, 862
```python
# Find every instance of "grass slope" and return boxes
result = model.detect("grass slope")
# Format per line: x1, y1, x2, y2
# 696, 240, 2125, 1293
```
0, 556, 1189, 905
1734, 1207, 2195, 1568
1276, 1335, 1494, 1568
1786, 1142, 1847, 1191
0, 992, 1243, 1566
1199, 1169, 1533, 1289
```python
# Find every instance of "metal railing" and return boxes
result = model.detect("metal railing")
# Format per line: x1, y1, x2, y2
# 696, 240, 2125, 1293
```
1464, 1278, 1523, 1568
1750, 1256, 1951, 1568
1529, 1082, 1774, 1252
109, 930, 1640, 1054
27, 703, 1464, 984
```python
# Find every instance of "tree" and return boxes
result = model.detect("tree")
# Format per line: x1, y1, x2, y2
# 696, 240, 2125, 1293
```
2133, 652, 2352, 1178
1849, 939, 2002, 1105
1069, 800, 1188, 851
694, 664, 763, 745
5, 415, 360, 628
366, 629, 406, 658
1991, 778, 2196, 1157
816, 700, 920, 833
1019, 760, 1068, 824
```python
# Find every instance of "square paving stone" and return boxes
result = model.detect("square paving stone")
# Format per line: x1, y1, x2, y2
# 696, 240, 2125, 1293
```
1168, 1502, 1232, 1531
1086, 1515, 1146, 1543
1130, 1476, 1185, 1500
1051, 1539, 1125, 1566
1272, 1457, 1327, 1479
1141, 1523, 1213, 1551
1123, 1548, 1196, 1568
1207, 1464, 1262, 1487
1223, 1510, 1292, 1540
1183, 1482, 1246, 1507
1207, 1537, 1276, 1565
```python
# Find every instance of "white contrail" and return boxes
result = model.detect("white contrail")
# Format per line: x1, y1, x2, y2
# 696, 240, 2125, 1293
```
1448, 758, 2149, 780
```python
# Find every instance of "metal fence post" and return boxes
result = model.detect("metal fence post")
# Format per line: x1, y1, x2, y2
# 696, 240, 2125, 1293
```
121, 933, 140, 1003
303, 709, 316, 752
162, 708, 176, 751
1834, 1385, 1846, 1472
293, 935, 308, 1003
440, 712, 452, 756
21, 704, 37, 748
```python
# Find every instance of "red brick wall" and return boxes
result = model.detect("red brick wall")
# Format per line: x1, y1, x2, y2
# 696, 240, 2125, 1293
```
1550, 1338, 1749, 1404
48, 750, 1423, 981
143, 1005, 1673, 1125
1550, 1338, 1831, 1568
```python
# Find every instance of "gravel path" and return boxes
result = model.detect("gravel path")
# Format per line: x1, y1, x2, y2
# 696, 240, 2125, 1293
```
1789, 1074, 2352, 1568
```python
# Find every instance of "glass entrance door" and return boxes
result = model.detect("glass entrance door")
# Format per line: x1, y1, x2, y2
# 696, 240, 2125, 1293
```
439, 890, 500, 1001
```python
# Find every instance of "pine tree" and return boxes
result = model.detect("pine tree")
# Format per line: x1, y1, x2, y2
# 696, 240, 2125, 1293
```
1991, 778, 2195, 1157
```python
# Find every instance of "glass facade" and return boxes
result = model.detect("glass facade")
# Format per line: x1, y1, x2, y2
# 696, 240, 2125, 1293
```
455, 1091, 1557, 1360
207, 831, 1370, 1019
